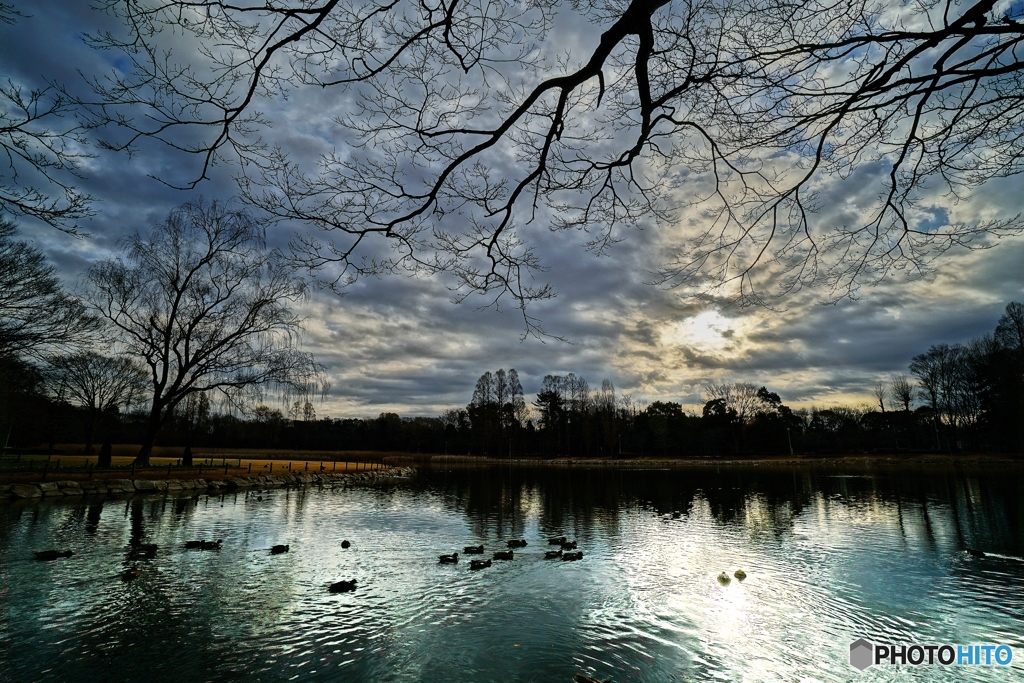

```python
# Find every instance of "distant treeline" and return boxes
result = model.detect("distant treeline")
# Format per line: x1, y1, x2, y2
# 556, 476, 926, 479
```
3, 302, 1022, 458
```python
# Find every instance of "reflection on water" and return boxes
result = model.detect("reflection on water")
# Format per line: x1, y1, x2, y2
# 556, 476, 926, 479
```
1, 464, 1022, 682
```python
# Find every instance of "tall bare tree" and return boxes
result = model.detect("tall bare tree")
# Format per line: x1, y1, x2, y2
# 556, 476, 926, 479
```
872, 381, 888, 413
82, 200, 326, 464
0, 220, 95, 360
85, 0, 1024, 327
889, 373, 914, 412
50, 351, 146, 455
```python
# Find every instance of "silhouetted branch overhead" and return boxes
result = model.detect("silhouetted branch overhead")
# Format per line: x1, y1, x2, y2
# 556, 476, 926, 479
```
1, 80, 95, 233
87, 0, 1024, 320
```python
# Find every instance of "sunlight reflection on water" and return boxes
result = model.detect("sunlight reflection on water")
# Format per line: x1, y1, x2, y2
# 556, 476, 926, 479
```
1, 464, 1022, 682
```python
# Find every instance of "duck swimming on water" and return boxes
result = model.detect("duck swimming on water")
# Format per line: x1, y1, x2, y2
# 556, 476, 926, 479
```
470, 559, 492, 570
507, 539, 527, 548
439, 552, 459, 564
271, 544, 290, 554
33, 550, 73, 561
463, 545, 485, 554
545, 550, 563, 559
329, 579, 357, 593
493, 550, 514, 560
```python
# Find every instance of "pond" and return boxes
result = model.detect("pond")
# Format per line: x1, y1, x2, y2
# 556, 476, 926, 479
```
1, 463, 1022, 682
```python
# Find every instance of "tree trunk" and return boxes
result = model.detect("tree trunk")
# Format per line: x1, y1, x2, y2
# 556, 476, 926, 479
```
136, 406, 164, 466
83, 412, 98, 455
98, 441, 112, 468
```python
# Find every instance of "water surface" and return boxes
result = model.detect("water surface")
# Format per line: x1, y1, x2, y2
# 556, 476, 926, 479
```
2, 463, 1022, 682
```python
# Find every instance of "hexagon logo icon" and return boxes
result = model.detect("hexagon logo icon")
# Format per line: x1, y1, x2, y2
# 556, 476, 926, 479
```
849, 638, 874, 671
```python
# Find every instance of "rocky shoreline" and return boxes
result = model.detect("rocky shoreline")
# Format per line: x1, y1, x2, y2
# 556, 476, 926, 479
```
0, 466, 416, 501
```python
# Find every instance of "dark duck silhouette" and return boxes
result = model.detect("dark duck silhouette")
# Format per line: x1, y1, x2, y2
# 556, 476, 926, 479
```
270, 544, 290, 555
341, 540, 351, 549
463, 544, 485, 554
548, 536, 567, 545
128, 540, 158, 558
439, 552, 459, 564
561, 551, 583, 561
560, 540, 578, 550
545, 550, 563, 559
470, 559, 492, 570
34, 550, 73, 561
507, 539, 527, 548
329, 579, 357, 593
493, 550, 514, 560
966, 548, 986, 558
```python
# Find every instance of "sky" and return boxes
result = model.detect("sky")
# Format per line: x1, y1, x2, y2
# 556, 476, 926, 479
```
2, 1, 1023, 419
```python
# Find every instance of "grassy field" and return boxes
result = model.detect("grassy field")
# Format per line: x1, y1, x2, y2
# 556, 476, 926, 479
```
0, 444, 416, 482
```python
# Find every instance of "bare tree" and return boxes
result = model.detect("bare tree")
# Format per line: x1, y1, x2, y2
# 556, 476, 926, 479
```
995, 301, 1024, 354
81, 200, 326, 464
0, 220, 95, 360
705, 382, 761, 423
872, 381, 887, 413
49, 351, 146, 455
910, 342, 982, 448
889, 373, 914, 412
84, 0, 1024, 327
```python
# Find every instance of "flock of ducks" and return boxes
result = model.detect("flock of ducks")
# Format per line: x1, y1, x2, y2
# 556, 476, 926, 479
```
32, 536, 357, 588
438, 536, 585, 570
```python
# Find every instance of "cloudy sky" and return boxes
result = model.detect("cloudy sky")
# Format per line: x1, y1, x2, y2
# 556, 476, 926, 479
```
3, 1, 1023, 418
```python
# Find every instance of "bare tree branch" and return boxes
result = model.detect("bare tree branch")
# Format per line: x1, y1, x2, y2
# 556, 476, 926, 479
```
83, 0, 1024, 326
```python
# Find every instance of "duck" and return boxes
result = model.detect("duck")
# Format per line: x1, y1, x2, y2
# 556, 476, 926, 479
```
966, 548, 986, 559
33, 549, 73, 561
493, 550, 514, 560
545, 549, 563, 559
717, 572, 731, 585
270, 544, 290, 555
121, 569, 142, 582
200, 539, 222, 550
463, 544, 485, 554
129, 543, 158, 558
560, 540, 578, 550
341, 540, 351, 549
561, 551, 583, 561
329, 579, 357, 593
573, 675, 609, 683
439, 552, 459, 564
184, 540, 203, 549
548, 536, 567, 545
734, 569, 746, 580
507, 539, 527, 548
470, 559, 492, 570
